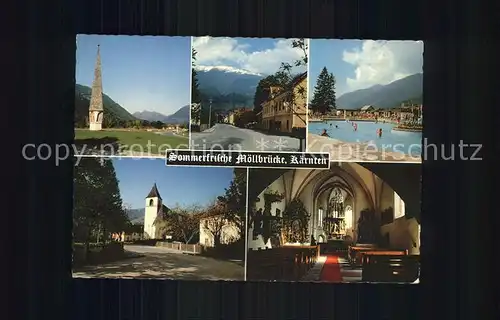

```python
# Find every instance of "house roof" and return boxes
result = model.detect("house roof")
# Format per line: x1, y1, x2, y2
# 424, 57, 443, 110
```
361, 105, 374, 110
260, 72, 308, 107
157, 204, 170, 217
291, 71, 307, 86
146, 183, 162, 200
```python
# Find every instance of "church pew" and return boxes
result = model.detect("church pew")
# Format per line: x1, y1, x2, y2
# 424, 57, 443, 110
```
348, 245, 378, 264
285, 246, 318, 278
352, 249, 407, 267
247, 248, 301, 281
247, 246, 319, 281
361, 254, 419, 282
271, 246, 318, 280
246, 249, 284, 280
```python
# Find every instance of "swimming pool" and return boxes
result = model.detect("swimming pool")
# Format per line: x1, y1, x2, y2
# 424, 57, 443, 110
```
308, 120, 422, 156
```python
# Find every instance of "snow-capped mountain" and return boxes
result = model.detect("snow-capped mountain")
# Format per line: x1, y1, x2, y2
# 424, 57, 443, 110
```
194, 65, 263, 77
194, 65, 264, 96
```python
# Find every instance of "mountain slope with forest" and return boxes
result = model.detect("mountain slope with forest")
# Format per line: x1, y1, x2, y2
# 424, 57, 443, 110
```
336, 73, 423, 109
125, 208, 145, 224
75, 84, 137, 127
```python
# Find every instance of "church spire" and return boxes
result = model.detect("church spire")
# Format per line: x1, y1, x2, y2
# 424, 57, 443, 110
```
146, 183, 162, 200
89, 44, 103, 111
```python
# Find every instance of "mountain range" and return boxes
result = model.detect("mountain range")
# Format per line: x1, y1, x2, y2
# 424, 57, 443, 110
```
195, 66, 264, 97
75, 84, 137, 126
133, 105, 190, 124
75, 84, 189, 125
336, 73, 423, 109
125, 208, 145, 225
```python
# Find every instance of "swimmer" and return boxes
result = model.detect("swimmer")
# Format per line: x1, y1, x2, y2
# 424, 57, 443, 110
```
321, 129, 330, 137
335, 125, 338, 129
377, 128, 383, 138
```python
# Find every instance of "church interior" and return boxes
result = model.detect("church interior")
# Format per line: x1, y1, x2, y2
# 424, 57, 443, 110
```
246, 162, 421, 283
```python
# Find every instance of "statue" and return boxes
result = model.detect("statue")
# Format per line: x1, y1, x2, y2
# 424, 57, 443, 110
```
310, 235, 316, 246
252, 208, 263, 239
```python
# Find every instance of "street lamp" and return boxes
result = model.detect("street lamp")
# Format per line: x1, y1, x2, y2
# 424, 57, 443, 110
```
208, 98, 213, 128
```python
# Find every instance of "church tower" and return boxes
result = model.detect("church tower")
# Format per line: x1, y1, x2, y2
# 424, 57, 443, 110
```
88, 44, 104, 131
144, 183, 162, 239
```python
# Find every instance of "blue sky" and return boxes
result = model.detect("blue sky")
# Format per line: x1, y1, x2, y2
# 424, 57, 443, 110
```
309, 39, 424, 98
193, 37, 306, 76
75, 35, 191, 115
112, 159, 236, 209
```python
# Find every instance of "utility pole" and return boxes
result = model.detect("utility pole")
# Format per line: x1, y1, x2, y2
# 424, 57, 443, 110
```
208, 98, 213, 127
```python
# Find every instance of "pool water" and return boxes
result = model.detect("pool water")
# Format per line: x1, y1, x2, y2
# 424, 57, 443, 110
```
309, 120, 422, 156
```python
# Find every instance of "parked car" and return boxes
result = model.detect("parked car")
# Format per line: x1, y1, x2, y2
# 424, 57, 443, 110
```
245, 122, 257, 129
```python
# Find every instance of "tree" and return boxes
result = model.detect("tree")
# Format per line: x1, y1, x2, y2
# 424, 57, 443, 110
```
153, 204, 203, 243
73, 158, 129, 252
201, 202, 227, 247
191, 48, 202, 124
233, 110, 257, 128
253, 75, 279, 116
217, 168, 247, 239
310, 67, 337, 114
153, 210, 173, 239
170, 205, 203, 244
272, 39, 309, 125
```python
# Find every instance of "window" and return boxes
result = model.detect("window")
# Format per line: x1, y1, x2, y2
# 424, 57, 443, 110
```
394, 192, 405, 219
344, 205, 353, 229
149, 199, 154, 206
318, 208, 323, 227
330, 188, 344, 218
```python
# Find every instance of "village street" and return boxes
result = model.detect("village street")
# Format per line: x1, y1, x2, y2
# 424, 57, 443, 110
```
73, 245, 244, 280
190, 124, 301, 151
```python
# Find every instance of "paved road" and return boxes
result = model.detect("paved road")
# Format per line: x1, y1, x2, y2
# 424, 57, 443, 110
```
73, 245, 244, 280
191, 124, 301, 151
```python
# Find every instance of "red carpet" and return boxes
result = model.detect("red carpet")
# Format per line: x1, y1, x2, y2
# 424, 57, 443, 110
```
320, 255, 343, 282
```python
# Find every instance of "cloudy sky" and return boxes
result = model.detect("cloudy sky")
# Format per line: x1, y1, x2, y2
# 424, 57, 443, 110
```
309, 40, 423, 97
192, 36, 307, 75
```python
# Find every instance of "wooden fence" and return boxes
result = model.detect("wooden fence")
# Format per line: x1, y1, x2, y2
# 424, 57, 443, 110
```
156, 241, 202, 254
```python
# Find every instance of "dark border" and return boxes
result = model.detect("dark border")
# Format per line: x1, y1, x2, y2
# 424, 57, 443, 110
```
16, 0, 493, 319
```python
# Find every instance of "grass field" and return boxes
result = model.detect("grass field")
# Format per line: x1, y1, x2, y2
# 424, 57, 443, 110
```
75, 129, 189, 155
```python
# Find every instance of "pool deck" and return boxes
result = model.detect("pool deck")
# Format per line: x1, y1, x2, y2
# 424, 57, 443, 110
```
392, 127, 422, 133
307, 134, 421, 163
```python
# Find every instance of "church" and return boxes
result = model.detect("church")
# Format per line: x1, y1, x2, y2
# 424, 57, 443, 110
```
246, 162, 421, 282
143, 182, 241, 248
143, 183, 170, 239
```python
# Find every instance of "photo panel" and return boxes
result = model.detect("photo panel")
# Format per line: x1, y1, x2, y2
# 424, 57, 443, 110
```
245, 162, 421, 283
190, 37, 309, 152
75, 35, 191, 157
72, 157, 247, 281
307, 40, 423, 163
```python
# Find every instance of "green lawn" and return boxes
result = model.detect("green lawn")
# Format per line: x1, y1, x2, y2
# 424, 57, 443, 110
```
75, 129, 189, 155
